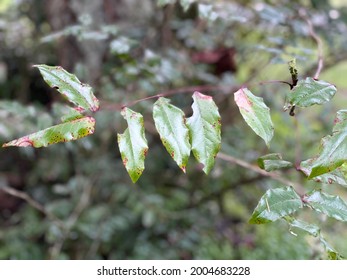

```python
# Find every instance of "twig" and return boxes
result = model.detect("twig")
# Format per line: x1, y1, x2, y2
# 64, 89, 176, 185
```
184, 174, 265, 209
301, 11, 324, 79
0, 185, 65, 230
217, 152, 304, 193
101, 78, 294, 112
294, 118, 302, 169
259, 80, 292, 88
101, 84, 236, 111
49, 181, 93, 259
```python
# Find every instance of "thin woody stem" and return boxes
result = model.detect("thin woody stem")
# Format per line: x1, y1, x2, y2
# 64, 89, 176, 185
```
217, 152, 305, 195
101, 84, 236, 111
101, 79, 292, 112
300, 11, 324, 79
0, 185, 65, 229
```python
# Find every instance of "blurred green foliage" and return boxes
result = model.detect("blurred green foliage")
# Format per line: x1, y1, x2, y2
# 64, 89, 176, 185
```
1, 0, 347, 259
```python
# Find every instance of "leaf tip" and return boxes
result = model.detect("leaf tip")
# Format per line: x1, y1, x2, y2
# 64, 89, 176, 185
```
193, 91, 212, 100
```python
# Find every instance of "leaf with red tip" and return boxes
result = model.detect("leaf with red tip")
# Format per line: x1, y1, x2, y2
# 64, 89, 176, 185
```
3, 117, 95, 148
234, 88, 274, 147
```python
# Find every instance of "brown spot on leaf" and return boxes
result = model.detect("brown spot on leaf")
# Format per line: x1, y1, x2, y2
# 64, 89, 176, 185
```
74, 106, 85, 113
143, 148, 148, 157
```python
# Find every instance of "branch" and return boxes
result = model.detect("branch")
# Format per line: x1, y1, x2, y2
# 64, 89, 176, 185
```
101, 79, 293, 112
217, 152, 304, 194
49, 181, 93, 259
301, 11, 324, 79
101, 84, 237, 111
0, 185, 65, 230
259, 80, 292, 88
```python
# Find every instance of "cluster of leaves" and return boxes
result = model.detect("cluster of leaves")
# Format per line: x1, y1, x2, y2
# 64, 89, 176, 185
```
4, 58, 347, 259
239, 64, 347, 259
2, 0, 347, 260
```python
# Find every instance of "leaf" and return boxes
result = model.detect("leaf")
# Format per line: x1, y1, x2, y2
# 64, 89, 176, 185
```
284, 217, 343, 259
61, 108, 84, 123
299, 159, 347, 186
153, 97, 191, 172
117, 107, 148, 183
51, 104, 84, 123
34, 65, 99, 112
257, 153, 293, 172
285, 217, 320, 237
285, 77, 336, 108
2, 117, 95, 148
187, 92, 221, 174
306, 110, 347, 179
303, 190, 347, 222
320, 237, 344, 260
249, 186, 303, 224
234, 88, 274, 147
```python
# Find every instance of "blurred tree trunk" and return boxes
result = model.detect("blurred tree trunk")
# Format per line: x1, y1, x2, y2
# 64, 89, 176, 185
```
44, 0, 121, 86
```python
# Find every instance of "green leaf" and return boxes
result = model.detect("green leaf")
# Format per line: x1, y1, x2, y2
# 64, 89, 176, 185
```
34, 65, 99, 112
187, 92, 221, 174
249, 186, 303, 224
303, 190, 347, 222
300, 159, 347, 186
61, 108, 84, 123
257, 153, 293, 172
52, 104, 84, 123
2, 117, 95, 148
117, 108, 148, 183
285, 77, 336, 108
306, 110, 347, 179
234, 88, 274, 147
284, 217, 320, 237
320, 237, 344, 260
153, 97, 191, 172
284, 216, 343, 259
